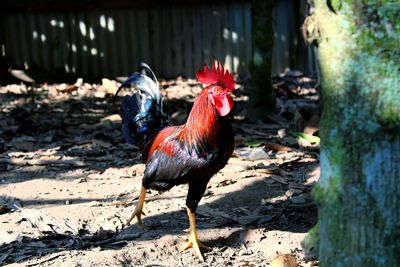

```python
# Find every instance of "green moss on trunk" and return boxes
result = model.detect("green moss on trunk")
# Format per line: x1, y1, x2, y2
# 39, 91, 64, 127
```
248, 0, 276, 120
311, 1, 400, 266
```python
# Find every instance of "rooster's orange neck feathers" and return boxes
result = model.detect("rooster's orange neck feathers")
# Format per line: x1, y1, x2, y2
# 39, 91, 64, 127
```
179, 60, 235, 155
181, 89, 219, 151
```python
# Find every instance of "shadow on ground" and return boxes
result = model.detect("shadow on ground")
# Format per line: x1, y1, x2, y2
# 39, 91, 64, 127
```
0, 174, 318, 264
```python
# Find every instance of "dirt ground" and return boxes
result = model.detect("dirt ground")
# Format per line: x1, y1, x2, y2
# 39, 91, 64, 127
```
0, 71, 320, 267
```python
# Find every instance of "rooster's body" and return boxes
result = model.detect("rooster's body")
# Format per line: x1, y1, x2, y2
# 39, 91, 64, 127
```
117, 61, 235, 260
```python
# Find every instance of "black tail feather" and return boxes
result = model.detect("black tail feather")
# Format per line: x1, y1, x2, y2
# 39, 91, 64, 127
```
138, 62, 158, 84
120, 95, 140, 145
117, 63, 168, 149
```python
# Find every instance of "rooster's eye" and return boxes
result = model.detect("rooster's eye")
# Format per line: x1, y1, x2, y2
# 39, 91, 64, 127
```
214, 88, 221, 94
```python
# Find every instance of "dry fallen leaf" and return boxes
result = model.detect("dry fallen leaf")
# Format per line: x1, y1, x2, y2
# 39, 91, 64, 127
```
39, 155, 62, 161
101, 78, 119, 95
270, 175, 289, 185
216, 179, 237, 187
57, 84, 78, 93
0, 74, 320, 265
264, 143, 293, 152
270, 254, 298, 267
101, 114, 121, 122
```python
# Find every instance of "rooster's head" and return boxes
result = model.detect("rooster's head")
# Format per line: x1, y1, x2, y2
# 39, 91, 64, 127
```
196, 60, 236, 116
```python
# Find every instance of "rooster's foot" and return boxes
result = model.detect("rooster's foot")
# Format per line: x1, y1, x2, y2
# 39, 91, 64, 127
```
180, 233, 211, 261
126, 210, 145, 229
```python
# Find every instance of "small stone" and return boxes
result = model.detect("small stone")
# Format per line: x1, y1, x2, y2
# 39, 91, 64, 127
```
277, 128, 287, 138
244, 147, 270, 161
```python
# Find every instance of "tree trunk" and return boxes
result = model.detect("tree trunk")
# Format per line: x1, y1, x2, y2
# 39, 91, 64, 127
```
248, 0, 276, 120
310, 0, 400, 266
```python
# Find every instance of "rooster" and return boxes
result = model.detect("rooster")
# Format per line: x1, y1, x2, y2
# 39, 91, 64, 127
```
116, 61, 235, 260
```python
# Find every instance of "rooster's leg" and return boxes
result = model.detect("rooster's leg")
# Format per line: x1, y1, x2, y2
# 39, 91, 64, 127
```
180, 207, 211, 261
126, 186, 146, 229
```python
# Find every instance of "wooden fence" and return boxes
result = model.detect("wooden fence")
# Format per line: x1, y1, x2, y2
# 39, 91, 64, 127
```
0, 0, 315, 80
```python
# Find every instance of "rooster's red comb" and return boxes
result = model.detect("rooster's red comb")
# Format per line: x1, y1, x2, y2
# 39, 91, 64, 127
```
196, 60, 235, 91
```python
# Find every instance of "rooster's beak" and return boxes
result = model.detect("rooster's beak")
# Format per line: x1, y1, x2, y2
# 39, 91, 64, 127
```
227, 92, 236, 99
